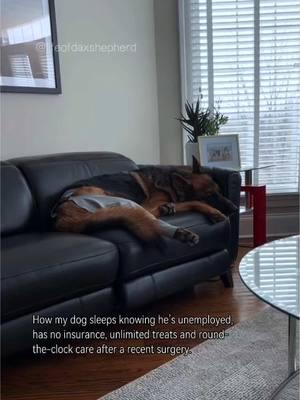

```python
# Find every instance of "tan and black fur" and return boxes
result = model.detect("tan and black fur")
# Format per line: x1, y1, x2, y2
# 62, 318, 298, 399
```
54, 157, 237, 245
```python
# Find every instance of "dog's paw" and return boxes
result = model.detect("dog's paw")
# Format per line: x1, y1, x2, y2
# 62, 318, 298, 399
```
159, 202, 176, 216
174, 228, 199, 247
209, 211, 227, 223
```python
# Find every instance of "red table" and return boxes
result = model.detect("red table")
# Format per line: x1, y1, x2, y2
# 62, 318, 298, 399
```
239, 166, 273, 247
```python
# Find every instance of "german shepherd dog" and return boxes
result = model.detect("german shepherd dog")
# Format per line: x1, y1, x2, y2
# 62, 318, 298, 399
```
52, 157, 237, 246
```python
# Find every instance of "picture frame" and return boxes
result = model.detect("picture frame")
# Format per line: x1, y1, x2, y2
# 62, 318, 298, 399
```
198, 134, 241, 169
0, 0, 61, 94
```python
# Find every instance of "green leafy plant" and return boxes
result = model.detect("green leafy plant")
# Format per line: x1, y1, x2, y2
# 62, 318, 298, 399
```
178, 98, 228, 143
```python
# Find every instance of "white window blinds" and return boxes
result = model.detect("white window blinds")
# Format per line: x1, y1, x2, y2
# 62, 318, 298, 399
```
180, 0, 300, 193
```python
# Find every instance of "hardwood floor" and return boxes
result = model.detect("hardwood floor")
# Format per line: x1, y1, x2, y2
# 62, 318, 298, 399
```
2, 243, 267, 400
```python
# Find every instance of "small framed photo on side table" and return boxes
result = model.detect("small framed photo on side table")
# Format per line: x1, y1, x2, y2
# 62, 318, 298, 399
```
198, 134, 241, 169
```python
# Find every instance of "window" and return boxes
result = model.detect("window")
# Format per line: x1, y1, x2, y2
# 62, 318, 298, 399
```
9, 54, 33, 79
179, 0, 300, 193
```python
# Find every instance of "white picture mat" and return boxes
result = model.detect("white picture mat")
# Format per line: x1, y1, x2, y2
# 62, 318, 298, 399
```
198, 134, 241, 169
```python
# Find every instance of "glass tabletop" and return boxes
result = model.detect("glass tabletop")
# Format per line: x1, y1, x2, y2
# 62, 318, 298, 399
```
239, 235, 300, 319
237, 165, 275, 172
223, 165, 275, 172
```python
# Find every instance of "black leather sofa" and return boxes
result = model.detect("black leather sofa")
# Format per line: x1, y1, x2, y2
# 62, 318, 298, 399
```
1, 152, 241, 357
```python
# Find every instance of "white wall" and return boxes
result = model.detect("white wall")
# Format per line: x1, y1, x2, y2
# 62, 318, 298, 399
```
1, 0, 160, 164
154, 0, 183, 165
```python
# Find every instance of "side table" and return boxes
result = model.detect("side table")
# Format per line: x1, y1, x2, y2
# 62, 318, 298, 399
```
237, 166, 274, 247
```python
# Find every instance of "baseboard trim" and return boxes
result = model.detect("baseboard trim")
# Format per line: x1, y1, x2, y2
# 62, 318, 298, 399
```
239, 212, 299, 239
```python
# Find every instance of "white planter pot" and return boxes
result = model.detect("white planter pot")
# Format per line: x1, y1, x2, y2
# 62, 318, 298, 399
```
185, 142, 199, 166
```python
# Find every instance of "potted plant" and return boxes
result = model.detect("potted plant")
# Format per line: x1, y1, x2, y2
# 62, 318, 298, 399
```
178, 98, 228, 165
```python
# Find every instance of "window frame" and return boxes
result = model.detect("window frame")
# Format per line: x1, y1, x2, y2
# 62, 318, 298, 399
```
177, 0, 300, 206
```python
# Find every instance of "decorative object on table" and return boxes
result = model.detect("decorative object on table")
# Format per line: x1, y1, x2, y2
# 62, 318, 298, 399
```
0, 0, 61, 94
178, 97, 228, 166
198, 134, 241, 169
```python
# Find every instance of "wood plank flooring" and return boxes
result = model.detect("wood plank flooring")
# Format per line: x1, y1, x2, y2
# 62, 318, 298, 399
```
2, 243, 267, 400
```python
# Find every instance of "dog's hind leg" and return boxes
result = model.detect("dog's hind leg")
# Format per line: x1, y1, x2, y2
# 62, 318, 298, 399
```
144, 203, 199, 245
56, 202, 199, 246
56, 203, 160, 241
157, 219, 199, 246
114, 206, 199, 246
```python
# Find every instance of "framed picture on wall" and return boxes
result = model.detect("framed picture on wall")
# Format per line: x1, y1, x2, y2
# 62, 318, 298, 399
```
198, 134, 241, 169
0, 0, 61, 94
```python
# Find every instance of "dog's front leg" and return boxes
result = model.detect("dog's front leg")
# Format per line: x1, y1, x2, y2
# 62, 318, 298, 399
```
160, 201, 226, 223
143, 203, 175, 218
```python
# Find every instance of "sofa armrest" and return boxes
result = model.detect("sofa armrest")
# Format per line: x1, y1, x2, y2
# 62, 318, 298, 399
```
138, 164, 241, 262
201, 167, 241, 262
200, 166, 241, 208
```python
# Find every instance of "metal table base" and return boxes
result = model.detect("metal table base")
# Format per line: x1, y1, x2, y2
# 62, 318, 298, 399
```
270, 316, 299, 399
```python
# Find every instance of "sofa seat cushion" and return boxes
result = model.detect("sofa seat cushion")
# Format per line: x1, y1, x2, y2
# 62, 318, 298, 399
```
1, 233, 118, 322
94, 212, 230, 281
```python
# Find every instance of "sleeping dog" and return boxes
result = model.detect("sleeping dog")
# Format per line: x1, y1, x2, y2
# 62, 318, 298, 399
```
52, 157, 237, 246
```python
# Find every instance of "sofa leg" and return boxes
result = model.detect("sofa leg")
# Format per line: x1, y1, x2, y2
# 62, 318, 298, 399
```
220, 270, 234, 288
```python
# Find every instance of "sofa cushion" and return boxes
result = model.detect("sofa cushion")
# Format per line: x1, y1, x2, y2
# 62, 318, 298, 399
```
94, 213, 230, 281
1, 233, 118, 321
1, 163, 35, 236
9, 152, 138, 230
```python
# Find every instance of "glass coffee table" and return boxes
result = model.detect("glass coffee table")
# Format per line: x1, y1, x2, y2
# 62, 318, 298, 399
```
239, 235, 299, 399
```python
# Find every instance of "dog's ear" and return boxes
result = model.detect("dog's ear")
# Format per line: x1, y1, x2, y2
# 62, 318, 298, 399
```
192, 156, 201, 174
171, 173, 193, 201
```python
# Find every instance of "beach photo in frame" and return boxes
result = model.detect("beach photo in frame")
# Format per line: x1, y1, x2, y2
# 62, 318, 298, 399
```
0, 0, 61, 94
198, 134, 241, 169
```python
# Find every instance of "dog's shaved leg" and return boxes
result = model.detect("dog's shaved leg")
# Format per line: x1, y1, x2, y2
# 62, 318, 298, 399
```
143, 206, 161, 218
164, 201, 227, 223
56, 203, 161, 241
139, 204, 199, 246
56, 202, 199, 246
141, 207, 199, 246
157, 220, 199, 246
